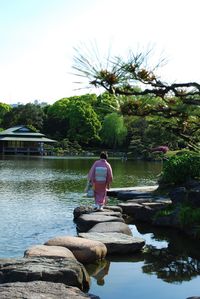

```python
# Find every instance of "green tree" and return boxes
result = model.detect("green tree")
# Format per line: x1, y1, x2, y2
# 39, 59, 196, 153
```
43, 95, 100, 141
0, 103, 12, 126
47, 98, 70, 119
67, 100, 101, 144
3, 103, 44, 130
43, 98, 70, 139
94, 92, 121, 120
101, 112, 127, 148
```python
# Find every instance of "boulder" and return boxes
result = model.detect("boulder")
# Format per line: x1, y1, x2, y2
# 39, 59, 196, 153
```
186, 297, 200, 299
118, 202, 169, 223
0, 281, 100, 299
118, 202, 154, 222
88, 221, 132, 236
169, 187, 187, 205
152, 209, 181, 228
187, 189, 200, 207
79, 232, 145, 254
185, 178, 200, 189
75, 214, 124, 232
73, 206, 95, 220
45, 236, 107, 264
24, 245, 76, 260
0, 257, 90, 291
118, 202, 144, 215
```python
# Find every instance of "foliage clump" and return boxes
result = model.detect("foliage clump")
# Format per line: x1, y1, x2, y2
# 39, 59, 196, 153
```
160, 152, 200, 185
179, 205, 200, 227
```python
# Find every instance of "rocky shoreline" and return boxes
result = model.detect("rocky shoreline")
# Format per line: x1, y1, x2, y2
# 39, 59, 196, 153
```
0, 185, 199, 298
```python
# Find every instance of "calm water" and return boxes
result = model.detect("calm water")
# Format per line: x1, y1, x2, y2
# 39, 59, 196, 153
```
0, 156, 199, 299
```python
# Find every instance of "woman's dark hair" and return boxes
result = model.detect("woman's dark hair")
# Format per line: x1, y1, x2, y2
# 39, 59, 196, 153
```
100, 151, 108, 160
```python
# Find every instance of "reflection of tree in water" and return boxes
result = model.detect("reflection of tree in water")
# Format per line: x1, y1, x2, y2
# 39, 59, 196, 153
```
85, 259, 110, 286
136, 220, 200, 284
142, 245, 200, 283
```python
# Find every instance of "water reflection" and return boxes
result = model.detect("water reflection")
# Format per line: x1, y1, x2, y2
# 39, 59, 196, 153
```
135, 224, 200, 284
85, 260, 110, 286
142, 245, 200, 283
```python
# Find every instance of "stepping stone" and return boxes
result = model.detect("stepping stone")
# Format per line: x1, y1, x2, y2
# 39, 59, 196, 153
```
75, 214, 125, 232
74, 206, 95, 220
73, 205, 122, 219
118, 202, 143, 215
107, 186, 158, 197
89, 211, 122, 218
0, 281, 100, 299
0, 257, 90, 291
79, 232, 145, 254
118, 202, 171, 222
45, 236, 107, 264
141, 202, 169, 209
117, 191, 154, 201
88, 222, 132, 236
104, 206, 123, 213
24, 245, 76, 260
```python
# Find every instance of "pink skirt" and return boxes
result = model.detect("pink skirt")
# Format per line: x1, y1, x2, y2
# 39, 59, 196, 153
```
94, 182, 107, 205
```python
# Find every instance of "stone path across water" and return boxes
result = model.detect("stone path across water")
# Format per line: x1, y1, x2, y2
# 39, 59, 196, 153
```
73, 206, 146, 255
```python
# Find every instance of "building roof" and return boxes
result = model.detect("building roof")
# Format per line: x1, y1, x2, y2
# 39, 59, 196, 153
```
0, 126, 44, 137
0, 137, 55, 142
0, 126, 56, 143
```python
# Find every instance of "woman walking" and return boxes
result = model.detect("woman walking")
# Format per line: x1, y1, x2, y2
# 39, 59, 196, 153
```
88, 151, 113, 210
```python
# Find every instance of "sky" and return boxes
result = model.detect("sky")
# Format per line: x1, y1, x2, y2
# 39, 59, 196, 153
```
0, 0, 200, 105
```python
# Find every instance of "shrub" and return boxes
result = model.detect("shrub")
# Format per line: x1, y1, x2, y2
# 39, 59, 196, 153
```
160, 152, 200, 185
179, 205, 200, 227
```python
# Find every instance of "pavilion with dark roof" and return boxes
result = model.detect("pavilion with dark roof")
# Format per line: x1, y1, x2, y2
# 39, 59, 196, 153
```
0, 126, 56, 155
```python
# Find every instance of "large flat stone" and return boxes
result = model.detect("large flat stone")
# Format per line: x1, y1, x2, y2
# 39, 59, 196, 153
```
0, 258, 90, 291
75, 214, 124, 232
73, 205, 122, 219
0, 281, 100, 299
79, 232, 145, 254
107, 185, 158, 197
88, 222, 132, 235
103, 206, 123, 213
118, 202, 142, 215
117, 191, 154, 201
45, 236, 107, 264
24, 245, 76, 260
89, 211, 122, 218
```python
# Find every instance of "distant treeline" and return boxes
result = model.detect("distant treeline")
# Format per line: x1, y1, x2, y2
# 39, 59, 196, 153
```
0, 90, 198, 157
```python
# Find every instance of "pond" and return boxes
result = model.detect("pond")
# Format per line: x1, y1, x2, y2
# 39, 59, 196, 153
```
0, 155, 199, 299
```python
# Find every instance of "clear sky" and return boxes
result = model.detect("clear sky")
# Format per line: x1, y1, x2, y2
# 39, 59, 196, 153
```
0, 0, 200, 105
